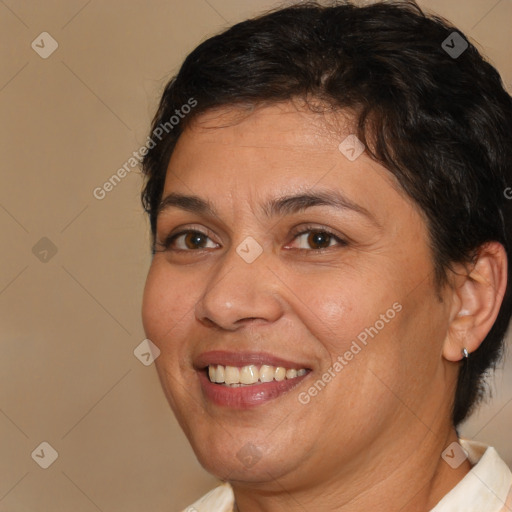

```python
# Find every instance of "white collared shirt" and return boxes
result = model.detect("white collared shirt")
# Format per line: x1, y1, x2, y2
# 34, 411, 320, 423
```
181, 438, 512, 512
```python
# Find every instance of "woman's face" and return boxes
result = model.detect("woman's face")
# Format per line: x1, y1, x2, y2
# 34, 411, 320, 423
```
142, 102, 456, 489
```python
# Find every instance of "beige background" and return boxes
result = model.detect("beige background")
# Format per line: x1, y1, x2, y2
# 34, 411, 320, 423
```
1, 0, 511, 510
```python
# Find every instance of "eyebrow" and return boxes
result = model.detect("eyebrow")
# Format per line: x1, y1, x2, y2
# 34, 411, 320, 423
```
157, 190, 378, 225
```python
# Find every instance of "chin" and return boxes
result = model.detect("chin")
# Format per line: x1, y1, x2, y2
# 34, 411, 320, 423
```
190, 431, 301, 484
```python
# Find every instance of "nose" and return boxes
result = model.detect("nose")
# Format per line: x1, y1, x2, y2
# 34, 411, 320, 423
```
194, 241, 284, 331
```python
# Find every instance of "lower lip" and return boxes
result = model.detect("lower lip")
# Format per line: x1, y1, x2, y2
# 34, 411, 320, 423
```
198, 370, 309, 408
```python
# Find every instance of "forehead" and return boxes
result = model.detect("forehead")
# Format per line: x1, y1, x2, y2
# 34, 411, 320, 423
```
181, 101, 355, 149
166, 101, 366, 191
161, 101, 416, 225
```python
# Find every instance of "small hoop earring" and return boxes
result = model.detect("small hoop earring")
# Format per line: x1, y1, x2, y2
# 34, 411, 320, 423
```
462, 347, 469, 359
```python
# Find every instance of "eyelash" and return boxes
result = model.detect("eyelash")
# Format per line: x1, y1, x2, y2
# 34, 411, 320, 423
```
155, 224, 348, 253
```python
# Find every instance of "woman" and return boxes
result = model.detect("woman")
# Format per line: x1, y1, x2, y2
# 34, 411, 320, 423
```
140, 1, 512, 510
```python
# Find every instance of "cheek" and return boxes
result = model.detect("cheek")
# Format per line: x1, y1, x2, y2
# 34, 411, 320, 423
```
293, 270, 393, 357
141, 262, 166, 340
141, 260, 195, 355
141, 261, 202, 417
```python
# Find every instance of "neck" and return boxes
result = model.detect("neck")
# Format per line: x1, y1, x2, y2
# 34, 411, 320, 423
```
231, 427, 472, 512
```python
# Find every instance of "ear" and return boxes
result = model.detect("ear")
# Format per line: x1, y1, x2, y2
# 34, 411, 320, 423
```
443, 242, 508, 362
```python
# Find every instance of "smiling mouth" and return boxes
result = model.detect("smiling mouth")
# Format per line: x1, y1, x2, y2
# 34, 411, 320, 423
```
207, 364, 309, 386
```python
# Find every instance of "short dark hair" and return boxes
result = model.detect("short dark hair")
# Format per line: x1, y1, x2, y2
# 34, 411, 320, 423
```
141, 0, 512, 428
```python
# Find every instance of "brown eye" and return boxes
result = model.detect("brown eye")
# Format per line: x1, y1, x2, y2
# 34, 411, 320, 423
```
161, 230, 218, 251
306, 231, 334, 249
182, 232, 208, 249
291, 229, 346, 250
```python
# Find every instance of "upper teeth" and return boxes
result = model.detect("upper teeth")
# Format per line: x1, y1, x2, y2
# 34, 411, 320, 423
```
208, 364, 307, 386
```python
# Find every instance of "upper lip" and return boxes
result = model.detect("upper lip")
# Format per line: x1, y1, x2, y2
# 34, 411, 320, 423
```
195, 350, 311, 370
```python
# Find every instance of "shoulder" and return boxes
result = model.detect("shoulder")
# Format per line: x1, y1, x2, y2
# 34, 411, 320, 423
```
180, 482, 234, 512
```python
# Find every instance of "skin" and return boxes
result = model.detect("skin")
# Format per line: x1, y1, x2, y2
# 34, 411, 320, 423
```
142, 101, 507, 512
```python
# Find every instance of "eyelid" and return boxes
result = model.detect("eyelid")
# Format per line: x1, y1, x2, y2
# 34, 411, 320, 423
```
156, 223, 348, 253
155, 225, 219, 251
286, 224, 348, 249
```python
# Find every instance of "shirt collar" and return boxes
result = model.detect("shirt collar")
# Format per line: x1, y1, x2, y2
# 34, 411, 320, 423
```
430, 438, 512, 512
